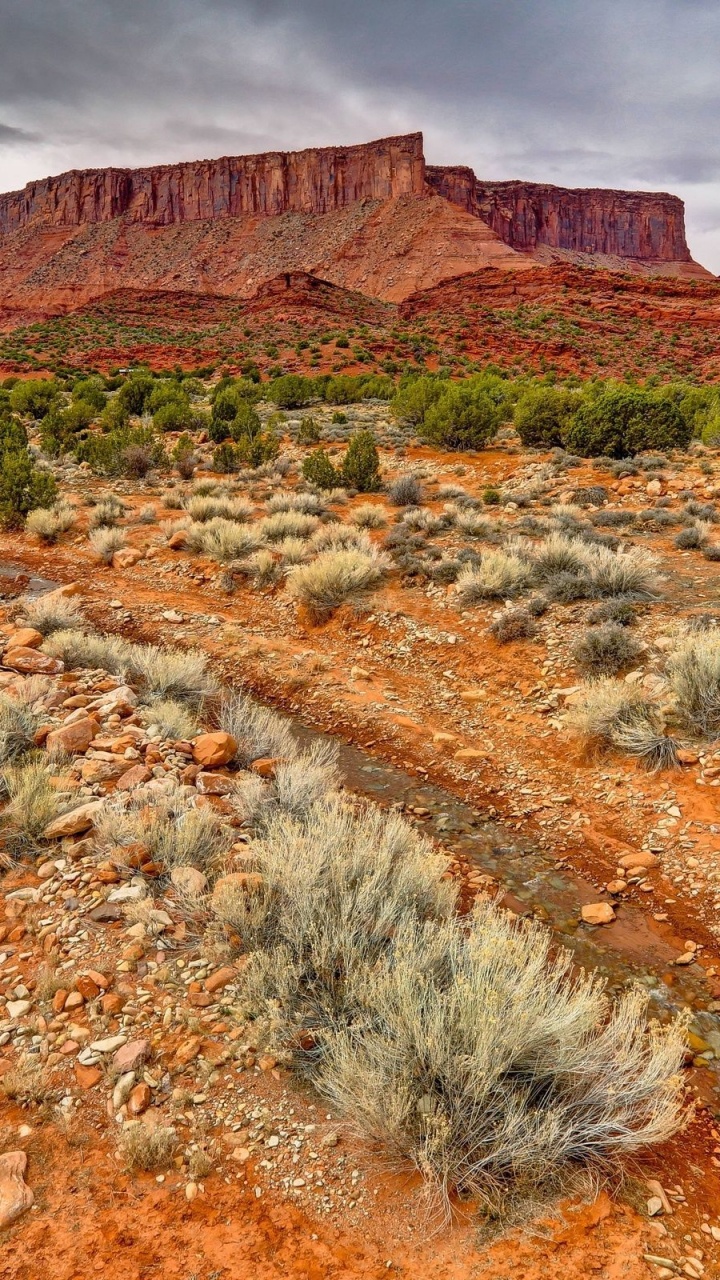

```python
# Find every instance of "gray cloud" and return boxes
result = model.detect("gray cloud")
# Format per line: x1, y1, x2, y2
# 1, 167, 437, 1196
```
0, 1, 719, 267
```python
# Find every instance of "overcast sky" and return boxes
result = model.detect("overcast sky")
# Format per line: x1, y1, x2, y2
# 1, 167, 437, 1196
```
1, 0, 720, 270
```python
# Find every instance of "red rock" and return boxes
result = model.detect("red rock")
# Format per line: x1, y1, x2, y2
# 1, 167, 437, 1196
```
204, 966, 236, 994
44, 800, 104, 838
75, 976, 100, 1001
188, 992, 213, 1008
249, 756, 282, 778
181, 763, 200, 785
64, 991, 84, 1011
168, 530, 188, 550
127, 1082, 151, 1115
46, 717, 97, 756
195, 770, 233, 795
74, 1063, 102, 1089
0, 1151, 33, 1229
618, 851, 660, 871
101, 993, 123, 1015
192, 732, 237, 768
52, 988, 68, 1013
112, 548, 144, 570
581, 902, 616, 926
3, 628, 43, 650
3, 647, 63, 675
174, 1036, 201, 1066
112, 1038, 150, 1073
115, 764, 152, 791
85, 970, 110, 989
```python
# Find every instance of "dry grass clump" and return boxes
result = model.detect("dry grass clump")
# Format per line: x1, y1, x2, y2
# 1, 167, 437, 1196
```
667, 631, 720, 735
184, 494, 252, 523
127, 644, 217, 705
309, 523, 372, 553
17, 592, 84, 635
42, 628, 130, 674
0, 694, 39, 765
95, 786, 231, 875
247, 548, 279, 587
489, 607, 538, 644
530, 533, 590, 582
268, 491, 325, 515
118, 1123, 177, 1172
0, 760, 61, 858
272, 742, 340, 817
287, 547, 390, 620
221, 796, 455, 1027
186, 517, 261, 562
585, 544, 659, 599
452, 509, 495, 539
141, 698, 200, 741
89, 526, 127, 563
25, 502, 75, 543
455, 549, 531, 603
316, 905, 686, 1219
217, 692, 296, 766
258, 511, 320, 542
276, 536, 310, 568
571, 624, 642, 677
387, 474, 424, 506
350, 502, 387, 528
568, 679, 678, 769
89, 496, 125, 528
1, 1061, 52, 1103
401, 507, 444, 534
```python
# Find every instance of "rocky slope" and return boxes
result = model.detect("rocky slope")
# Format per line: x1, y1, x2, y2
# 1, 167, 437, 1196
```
0, 132, 711, 319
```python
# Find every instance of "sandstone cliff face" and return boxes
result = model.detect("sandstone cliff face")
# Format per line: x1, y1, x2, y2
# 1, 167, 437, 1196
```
0, 134, 425, 234
426, 165, 693, 263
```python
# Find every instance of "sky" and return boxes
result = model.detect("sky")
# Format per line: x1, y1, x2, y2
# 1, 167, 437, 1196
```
1, 0, 720, 270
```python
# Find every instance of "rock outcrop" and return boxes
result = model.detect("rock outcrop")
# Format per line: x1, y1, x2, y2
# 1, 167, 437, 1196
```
0, 134, 425, 234
0, 132, 711, 319
426, 164, 700, 269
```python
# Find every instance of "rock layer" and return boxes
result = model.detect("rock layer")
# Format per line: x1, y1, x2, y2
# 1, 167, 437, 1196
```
426, 164, 695, 265
0, 134, 425, 234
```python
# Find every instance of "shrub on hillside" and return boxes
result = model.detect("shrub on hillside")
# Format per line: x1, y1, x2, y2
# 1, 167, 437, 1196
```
390, 377, 446, 426
667, 631, 720, 735
562, 390, 691, 458
302, 448, 341, 490
420, 383, 502, 451
571, 624, 642, 676
116, 373, 155, 415
514, 386, 577, 448
9, 379, 59, 420
0, 451, 57, 530
266, 375, 315, 409
341, 430, 380, 492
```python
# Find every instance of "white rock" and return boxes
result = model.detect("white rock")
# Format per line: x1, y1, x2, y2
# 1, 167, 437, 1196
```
89, 1036, 127, 1054
6, 1001, 31, 1019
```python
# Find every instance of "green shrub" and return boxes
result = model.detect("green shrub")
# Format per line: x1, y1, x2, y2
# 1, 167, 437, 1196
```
420, 384, 502, 451
9, 379, 59, 420
341, 430, 380, 492
390, 377, 446, 426
71, 377, 106, 411
562, 390, 691, 458
514, 386, 577, 448
212, 442, 241, 473
153, 399, 193, 432
298, 416, 321, 444
0, 452, 57, 529
235, 428, 280, 468
266, 375, 315, 409
302, 448, 340, 490
117, 373, 155, 415
74, 426, 165, 476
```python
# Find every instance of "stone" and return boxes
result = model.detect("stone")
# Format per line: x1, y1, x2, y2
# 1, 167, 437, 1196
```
115, 764, 152, 791
74, 1063, 102, 1089
204, 966, 236, 994
3, 628, 43, 651
192, 732, 237, 769
112, 1039, 151, 1073
195, 771, 233, 795
0, 1151, 33, 1229
75, 976, 100, 1001
174, 1037, 201, 1067
618, 851, 660, 871
249, 757, 282, 778
88, 903, 123, 924
90, 1035, 127, 1054
89, 686, 138, 716
44, 800, 104, 839
168, 530, 188, 550
211, 872, 264, 910
112, 548, 144, 570
6, 1000, 31, 1019
127, 1082, 151, 1115
3, 647, 63, 676
64, 991, 85, 1011
46, 716, 97, 756
453, 747, 487, 762
170, 866, 207, 897
581, 902, 616, 926
113, 1072, 136, 1109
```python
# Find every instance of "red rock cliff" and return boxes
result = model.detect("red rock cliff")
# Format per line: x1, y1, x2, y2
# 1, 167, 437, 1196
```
0, 133, 426, 234
427, 165, 693, 263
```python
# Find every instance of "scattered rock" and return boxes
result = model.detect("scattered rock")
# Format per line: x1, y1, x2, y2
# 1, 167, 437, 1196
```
44, 800, 104, 839
46, 717, 97, 756
192, 732, 237, 769
112, 1039, 151, 1073
3, 647, 63, 676
0, 1151, 33, 1229
581, 902, 616, 926
170, 866, 207, 897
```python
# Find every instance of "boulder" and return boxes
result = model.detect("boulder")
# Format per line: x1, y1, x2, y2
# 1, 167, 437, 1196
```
46, 717, 97, 756
3, 647, 63, 676
112, 1038, 151, 1073
44, 800, 104, 839
170, 865, 207, 897
112, 548, 144, 570
3, 628, 43, 651
581, 902, 616, 926
192, 732, 237, 769
0, 1152, 33, 1229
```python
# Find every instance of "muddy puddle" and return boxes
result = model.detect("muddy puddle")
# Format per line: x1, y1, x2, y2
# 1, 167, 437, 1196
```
0, 560, 60, 598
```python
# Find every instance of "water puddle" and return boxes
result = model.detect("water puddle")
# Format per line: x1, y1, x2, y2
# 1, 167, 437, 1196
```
0, 560, 60, 598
